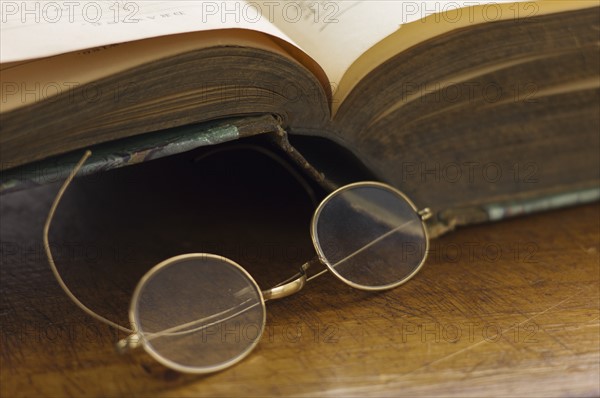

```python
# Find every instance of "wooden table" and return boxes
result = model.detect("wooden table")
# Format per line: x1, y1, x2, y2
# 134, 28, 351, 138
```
1, 159, 598, 397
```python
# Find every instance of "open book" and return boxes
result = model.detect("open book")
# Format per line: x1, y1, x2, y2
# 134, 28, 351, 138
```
1, 1, 599, 232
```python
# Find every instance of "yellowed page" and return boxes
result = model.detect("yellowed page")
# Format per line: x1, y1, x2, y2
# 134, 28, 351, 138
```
258, 1, 525, 92
2, 1, 596, 115
0, 29, 295, 113
0, 1, 526, 85
333, 0, 600, 114
0, 1, 298, 62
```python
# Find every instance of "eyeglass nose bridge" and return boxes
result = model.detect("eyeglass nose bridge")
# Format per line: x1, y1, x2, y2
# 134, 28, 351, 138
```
262, 262, 310, 301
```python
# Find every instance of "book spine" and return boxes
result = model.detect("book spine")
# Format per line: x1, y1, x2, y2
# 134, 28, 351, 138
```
430, 186, 600, 238
0, 115, 278, 194
483, 187, 600, 221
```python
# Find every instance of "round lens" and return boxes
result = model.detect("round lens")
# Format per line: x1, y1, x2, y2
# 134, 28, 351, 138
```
130, 254, 266, 373
311, 182, 428, 290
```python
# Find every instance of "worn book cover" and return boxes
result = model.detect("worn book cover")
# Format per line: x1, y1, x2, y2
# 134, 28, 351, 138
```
1, 1, 599, 234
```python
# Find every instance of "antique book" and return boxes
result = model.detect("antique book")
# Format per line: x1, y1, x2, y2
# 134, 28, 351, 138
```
1, 1, 599, 235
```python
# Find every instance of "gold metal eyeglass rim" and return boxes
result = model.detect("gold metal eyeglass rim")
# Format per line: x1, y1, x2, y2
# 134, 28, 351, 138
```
43, 149, 433, 373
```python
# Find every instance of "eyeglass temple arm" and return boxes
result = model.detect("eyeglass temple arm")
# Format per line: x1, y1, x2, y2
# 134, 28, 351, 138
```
43, 150, 134, 335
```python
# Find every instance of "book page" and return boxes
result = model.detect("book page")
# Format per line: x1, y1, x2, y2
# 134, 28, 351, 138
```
0, 0, 298, 62
1, 1, 524, 82
0, 28, 299, 112
2, 1, 587, 111
334, 0, 599, 112
257, 0, 525, 90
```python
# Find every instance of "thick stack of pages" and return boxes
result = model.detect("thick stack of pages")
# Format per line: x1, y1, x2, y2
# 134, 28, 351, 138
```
1, 1, 598, 231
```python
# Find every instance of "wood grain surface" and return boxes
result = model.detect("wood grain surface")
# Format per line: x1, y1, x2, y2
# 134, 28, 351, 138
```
1, 150, 598, 397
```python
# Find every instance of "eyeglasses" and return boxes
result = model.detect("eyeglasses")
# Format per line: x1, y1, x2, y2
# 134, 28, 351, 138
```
44, 149, 432, 374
